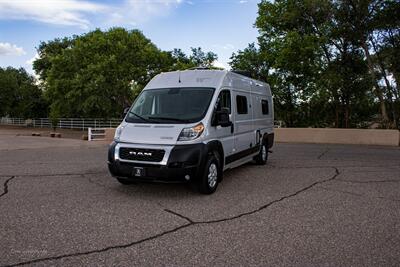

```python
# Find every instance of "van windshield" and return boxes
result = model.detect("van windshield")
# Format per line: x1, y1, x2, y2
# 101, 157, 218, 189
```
125, 88, 215, 124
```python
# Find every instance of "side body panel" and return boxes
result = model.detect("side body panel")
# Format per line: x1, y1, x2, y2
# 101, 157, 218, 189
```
205, 88, 235, 160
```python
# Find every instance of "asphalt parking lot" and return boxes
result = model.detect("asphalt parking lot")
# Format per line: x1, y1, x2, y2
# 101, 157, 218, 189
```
1, 129, 399, 266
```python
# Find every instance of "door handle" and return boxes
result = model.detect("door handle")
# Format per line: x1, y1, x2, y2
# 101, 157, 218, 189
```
230, 123, 234, 133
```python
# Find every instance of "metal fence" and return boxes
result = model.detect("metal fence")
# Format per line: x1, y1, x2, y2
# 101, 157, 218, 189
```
0, 117, 122, 130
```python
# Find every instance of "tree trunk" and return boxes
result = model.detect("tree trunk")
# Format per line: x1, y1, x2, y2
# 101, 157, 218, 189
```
370, 38, 398, 128
393, 72, 400, 99
361, 40, 389, 123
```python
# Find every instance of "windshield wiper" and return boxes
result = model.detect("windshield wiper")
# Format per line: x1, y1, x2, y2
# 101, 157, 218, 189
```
148, 116, 191, 123
128, 111, 152, 123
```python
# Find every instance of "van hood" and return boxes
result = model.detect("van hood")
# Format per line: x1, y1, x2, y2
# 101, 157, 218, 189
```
118, 123, 184, 145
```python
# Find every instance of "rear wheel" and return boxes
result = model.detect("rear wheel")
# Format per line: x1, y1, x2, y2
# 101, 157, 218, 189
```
197, 155, 220, 194
254, 141, 268, 165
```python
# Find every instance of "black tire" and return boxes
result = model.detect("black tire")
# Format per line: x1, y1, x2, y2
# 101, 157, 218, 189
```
197, 155, 220, 194
116, 178, 135, 185
254, 141, 268, 165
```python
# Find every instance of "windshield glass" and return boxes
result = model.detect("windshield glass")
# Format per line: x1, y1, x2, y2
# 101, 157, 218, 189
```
125, 88, 215, 124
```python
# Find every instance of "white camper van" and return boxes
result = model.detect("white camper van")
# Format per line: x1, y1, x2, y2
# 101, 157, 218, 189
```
108, 69, 274, 194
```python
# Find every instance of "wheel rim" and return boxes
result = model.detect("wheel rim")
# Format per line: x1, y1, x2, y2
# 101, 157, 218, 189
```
262, 145, 267, 161
207, 163, 218, 188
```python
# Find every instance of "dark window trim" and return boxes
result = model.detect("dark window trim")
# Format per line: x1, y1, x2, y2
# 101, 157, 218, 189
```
216, 89, 232, 114
236, 95, 248, 115
261, 99, 269, 115
125, 87, 215, 124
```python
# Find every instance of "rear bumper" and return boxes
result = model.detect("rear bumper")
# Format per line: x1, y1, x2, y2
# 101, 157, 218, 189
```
108, 142, 206, 183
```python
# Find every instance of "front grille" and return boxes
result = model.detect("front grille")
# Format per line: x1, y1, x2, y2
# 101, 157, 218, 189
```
119, 147, 165, 162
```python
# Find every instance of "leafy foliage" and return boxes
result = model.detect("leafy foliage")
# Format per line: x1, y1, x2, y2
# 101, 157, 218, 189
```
32, 28, 218, 118
0, 67, 47, 118
230, 0, 400, 128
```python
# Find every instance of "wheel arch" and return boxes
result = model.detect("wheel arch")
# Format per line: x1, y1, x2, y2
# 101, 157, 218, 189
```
205, 140, 225, 167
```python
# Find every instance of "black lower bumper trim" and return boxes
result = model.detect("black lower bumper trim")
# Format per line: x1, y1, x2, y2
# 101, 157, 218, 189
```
108, 161, 198, 183
108, 143, 207, 183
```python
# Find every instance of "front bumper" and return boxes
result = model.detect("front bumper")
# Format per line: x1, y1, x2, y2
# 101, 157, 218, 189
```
108, 142, 206, 183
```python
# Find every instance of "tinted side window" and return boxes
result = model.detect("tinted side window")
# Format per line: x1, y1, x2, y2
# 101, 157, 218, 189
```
216, 90, 231, 113
261, 99, 269, 115
236, 95, 248, 114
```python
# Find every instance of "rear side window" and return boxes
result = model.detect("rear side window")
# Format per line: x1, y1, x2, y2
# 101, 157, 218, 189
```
261, 99, 269, 115
236, 95, 248, 114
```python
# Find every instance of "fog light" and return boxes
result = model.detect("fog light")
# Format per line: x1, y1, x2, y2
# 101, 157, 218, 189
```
184, 175, 190, 181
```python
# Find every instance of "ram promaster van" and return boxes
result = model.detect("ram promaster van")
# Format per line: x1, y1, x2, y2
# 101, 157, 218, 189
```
108, 69, 274, 194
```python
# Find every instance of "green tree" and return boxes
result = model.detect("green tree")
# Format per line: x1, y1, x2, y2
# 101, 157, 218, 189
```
34, 28, 173, 118
33, 28, 219, 118
231, 0, 398, 128
189, 47, 217, 68
169, 47, 219, 70
0, 67, 47, 118
229, 43, 270, 81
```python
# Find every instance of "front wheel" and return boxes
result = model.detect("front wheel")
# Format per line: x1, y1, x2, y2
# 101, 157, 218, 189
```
197, 155, 220, 194
254, 142, 268, 165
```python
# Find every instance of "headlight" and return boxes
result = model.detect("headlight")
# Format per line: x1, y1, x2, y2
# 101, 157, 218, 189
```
114, 125, 124, 141
178, 123, 204, 141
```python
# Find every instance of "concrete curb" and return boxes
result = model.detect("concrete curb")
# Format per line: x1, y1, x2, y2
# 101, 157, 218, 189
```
102, 127, 400, 146
275, 128, 400, 146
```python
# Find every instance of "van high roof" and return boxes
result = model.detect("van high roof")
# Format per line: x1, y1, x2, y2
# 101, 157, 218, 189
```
144, 69, 271, 96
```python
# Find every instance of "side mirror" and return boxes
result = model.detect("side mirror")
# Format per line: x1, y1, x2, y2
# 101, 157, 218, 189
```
123, 107, 130, 117
214, 108, 232, 127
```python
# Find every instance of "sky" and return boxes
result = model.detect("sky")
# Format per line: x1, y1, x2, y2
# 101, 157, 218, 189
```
0, 0, 260, 74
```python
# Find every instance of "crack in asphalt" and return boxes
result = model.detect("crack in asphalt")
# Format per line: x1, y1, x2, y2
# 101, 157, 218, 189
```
317, 148, 330, 159
337, 179, 400, 184
0, 173, 105, 201
0, 176, 15, 198
164, 208, 194, 223
319, 186, 400, 203
269, 164, 400, 171
0, 172, 104, 178
2, 223, 192, 267
4, 167, 341, 267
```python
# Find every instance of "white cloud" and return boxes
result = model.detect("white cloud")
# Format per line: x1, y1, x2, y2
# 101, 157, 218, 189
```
0, 0, 184, 28
107, 0, 183, 26
26, 53, 39, 66
239, 0, 248, 3
0, 0, 106, 29
0, 42, 26, 56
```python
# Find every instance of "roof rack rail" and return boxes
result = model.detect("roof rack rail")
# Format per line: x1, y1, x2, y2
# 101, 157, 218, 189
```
188, 66, 212, 70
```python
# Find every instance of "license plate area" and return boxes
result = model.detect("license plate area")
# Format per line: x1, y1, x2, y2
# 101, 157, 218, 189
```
132, 167, 145, 177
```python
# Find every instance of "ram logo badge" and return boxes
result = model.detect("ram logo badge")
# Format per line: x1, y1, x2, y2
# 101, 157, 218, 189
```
129, 151, 152, 156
